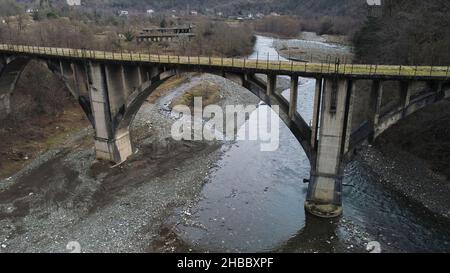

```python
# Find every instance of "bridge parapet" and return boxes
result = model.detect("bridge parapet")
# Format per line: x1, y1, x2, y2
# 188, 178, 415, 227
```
1, 44, 449, 80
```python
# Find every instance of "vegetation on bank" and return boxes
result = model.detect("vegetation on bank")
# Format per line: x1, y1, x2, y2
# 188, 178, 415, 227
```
0, 11, 255, 58
353, 0, 450, 66
170, 82, 220, 111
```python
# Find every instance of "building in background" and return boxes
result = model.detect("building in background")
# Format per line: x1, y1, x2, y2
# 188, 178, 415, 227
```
66, 0, 81, 6
136, 25, 195, 43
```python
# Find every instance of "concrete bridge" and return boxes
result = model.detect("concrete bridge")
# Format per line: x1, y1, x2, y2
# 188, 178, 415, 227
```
1, 44, 449, 218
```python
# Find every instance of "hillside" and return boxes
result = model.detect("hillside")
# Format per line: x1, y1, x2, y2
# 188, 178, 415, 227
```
94, 0, 366, 17
8, 0, 366, 17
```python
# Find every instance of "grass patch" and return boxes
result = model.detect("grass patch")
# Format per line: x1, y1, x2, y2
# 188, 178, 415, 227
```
147, 75, 190, 103
170, 82, 220, 111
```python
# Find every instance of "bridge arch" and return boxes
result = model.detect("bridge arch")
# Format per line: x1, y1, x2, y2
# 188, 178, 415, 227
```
104, 67, 313, 164
0, 56, 94, 124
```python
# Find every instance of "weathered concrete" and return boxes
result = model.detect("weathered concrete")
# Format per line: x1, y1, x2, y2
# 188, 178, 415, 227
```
267, 74, 277, 97
0, 93, 10, 118
88, 62, 139, 163
0, 57, 29, 119
371, 80, 383, 128
311, 78, 323, 150
306, 78, 352, 218
289, 76, 299, 119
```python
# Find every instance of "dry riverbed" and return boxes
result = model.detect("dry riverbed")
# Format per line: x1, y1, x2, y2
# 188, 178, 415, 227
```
0, 73, 266, 253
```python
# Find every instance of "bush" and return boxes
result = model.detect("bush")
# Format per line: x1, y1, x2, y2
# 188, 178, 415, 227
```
353, 0, 450, 65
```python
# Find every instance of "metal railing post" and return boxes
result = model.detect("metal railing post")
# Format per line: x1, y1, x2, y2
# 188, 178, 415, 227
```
256, 52, 259, 69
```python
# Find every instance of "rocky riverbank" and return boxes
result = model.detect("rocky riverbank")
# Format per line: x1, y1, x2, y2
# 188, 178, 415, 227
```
0, 73, 268, 253
355, 99, 450, 222
273, 32, 353, 63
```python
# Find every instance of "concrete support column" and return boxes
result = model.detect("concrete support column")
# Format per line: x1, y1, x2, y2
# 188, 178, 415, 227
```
0, 93, 11, 118
343, 80, 356, 154
267, 74, 277, 97
88, 62, 133, 163
289, 76, 299, 119
311, 77, 323, 150
105, 65, 126, 119
305, 77, 352, 218
370, 80, 383, 139
400, 81, 412, 116
60, 61, 73, 79
72, 63, 89, 95
138, 66, 148, 83
94, 130, 132, 164
122, 65, 142, 96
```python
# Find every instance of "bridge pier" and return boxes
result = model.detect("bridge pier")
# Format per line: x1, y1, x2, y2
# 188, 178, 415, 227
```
94, 131, 133, 163
306, 77, 353, 218
88, 62, 134, 163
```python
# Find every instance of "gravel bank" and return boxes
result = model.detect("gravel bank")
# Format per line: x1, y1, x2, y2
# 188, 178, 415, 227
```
0, 73, 266, 253
354, 98, 450, 222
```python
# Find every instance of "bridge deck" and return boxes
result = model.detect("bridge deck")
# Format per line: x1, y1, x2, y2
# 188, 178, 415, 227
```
1, 44, 449, 80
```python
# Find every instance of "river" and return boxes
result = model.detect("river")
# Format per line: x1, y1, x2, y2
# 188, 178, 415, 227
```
174, 35, 450, 253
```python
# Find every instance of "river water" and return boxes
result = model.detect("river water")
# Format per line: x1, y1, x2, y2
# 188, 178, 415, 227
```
174, 35, 450, 253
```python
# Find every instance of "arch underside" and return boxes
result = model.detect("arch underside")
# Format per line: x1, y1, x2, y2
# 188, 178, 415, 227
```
348, 81, 450, 150
112, 68, 314, 162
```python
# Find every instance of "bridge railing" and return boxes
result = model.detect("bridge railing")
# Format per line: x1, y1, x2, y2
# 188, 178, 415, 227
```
0, 43, 449, 79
